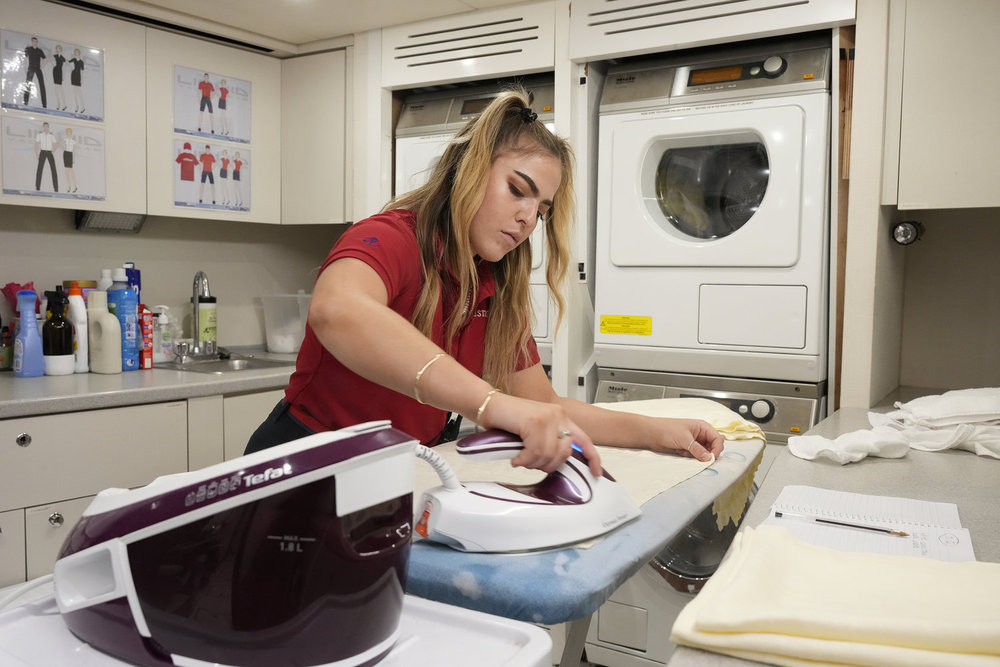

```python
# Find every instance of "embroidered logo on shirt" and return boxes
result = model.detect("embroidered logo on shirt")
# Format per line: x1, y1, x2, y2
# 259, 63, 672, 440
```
362, 236, 381, 247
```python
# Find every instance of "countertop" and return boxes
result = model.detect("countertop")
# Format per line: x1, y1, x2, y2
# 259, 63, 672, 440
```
0, 347, 296, 418
668, 407, 1000, 667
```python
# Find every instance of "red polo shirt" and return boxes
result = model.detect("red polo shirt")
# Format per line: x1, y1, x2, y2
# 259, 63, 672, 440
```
284, 209, 540, 445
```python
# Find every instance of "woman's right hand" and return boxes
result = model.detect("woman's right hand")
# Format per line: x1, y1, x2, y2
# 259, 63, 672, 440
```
478, 392, 604, 477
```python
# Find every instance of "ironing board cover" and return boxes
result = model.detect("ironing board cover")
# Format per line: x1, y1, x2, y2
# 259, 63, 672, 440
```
406, 437, 764, 624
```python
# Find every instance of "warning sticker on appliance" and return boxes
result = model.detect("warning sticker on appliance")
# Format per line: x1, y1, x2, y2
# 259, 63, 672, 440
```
600, 315, 652, 336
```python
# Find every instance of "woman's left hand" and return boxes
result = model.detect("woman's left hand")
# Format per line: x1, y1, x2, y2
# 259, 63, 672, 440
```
647, 419, 725, 462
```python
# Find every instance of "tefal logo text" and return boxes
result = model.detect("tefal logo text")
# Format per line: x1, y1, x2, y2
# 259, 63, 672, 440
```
243, 462, 293, 487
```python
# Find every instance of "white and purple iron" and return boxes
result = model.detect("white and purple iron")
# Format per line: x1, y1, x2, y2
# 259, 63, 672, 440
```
415, 429, 641, 552
53, 420, 416, 667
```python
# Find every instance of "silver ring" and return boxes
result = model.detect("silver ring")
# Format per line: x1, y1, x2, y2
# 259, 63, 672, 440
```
686, 440, 697, 451
558, 429, 572, 439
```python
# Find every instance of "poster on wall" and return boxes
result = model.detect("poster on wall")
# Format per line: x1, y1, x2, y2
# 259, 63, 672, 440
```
1, 114, 106, 200
0, 29, 105, 121
173, 139, 250, 211
173, 66, 251, 144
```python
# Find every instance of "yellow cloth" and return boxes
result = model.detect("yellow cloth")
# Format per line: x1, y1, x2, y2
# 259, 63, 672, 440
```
671, 525, 1000, 667
594, 397, 765, 441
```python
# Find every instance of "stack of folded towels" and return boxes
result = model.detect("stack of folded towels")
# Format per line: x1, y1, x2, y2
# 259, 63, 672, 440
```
670, 525, 1000, 666
788, 387, 1000, 464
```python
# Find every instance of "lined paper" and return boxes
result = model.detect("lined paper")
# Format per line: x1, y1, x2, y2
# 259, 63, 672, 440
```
763, 485, 976, 562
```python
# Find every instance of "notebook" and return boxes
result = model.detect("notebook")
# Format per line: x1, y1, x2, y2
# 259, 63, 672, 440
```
763, 485, 976, 562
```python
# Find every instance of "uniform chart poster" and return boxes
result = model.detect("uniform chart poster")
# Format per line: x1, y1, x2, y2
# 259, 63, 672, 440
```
2, 114, 106, 200
173, 139, 250, 211
0, 29, 105, 122
173, 65, 251, 144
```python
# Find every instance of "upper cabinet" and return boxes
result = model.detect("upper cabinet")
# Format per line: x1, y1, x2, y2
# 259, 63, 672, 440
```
0, 0, 146, 213
281, 50, 349, 224
884, 0, 1000, 210
381, 0, 556, 89
145, 30, 282, 223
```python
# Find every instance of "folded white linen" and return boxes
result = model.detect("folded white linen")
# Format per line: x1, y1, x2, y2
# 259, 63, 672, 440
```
787, 427, 910, 464
893, 387, 1000, 427
671, 525, 1000, 667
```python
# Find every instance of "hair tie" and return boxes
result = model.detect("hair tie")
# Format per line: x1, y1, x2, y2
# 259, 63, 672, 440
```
519, 106, 537, 123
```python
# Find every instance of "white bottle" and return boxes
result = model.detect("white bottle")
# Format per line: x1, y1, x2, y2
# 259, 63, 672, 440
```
66, 283, 89, 373
87, 290, 122, 374
152, 305, 174, 363
97, 268, 113, 291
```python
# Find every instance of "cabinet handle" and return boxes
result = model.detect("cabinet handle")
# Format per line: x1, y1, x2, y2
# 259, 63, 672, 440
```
16, 433, 32, 447
48, 513, 65, 527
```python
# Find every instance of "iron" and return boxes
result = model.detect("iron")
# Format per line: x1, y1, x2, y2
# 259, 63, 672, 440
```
415, 429, 642, 552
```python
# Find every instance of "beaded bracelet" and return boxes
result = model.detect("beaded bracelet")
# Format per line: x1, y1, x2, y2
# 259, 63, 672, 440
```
476, 388, 498, 425
413, 353, 446, 405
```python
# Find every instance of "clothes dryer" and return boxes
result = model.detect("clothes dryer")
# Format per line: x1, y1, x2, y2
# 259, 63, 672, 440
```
395, 77, 556, 361
594, 33, 831, 384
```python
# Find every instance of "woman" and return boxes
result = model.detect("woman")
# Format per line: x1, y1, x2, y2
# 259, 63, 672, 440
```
246, 88, 723, 474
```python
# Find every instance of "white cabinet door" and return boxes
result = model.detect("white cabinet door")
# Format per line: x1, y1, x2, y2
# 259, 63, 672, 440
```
281, 50, 348, 224
0, 509, 26, 588
895, 1, 1000, 209
25, 496, 92, 580
223, 389, 285, 460
0, 402, 188, 513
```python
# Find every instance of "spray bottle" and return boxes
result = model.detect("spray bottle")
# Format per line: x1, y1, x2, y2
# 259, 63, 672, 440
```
13, 290, 44, 377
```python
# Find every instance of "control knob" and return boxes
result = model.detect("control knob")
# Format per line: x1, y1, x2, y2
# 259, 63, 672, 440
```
762, 56, 786, 77
750, 399, 774, 421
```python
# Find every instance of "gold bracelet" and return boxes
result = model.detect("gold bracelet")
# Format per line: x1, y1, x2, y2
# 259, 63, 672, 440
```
476, 388, 498, 425
413, 353, 446, 405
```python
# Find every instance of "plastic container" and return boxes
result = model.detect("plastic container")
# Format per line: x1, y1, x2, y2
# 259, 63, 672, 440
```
262, 291, 311, 353
193, 295, 217, 345
13, 290, 44, 378
66, 282, 89, 373
107, 269, 139, 371
87, 290, 122, 374
43, 288, 75, 376
96, 268, 113, 292
152, 306, 174, 363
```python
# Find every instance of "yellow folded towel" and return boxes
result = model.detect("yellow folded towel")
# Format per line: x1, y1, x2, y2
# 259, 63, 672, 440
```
671, 525, 1000, 666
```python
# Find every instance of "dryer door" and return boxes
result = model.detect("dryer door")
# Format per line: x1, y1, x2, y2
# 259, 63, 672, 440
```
603, 96, 817, 268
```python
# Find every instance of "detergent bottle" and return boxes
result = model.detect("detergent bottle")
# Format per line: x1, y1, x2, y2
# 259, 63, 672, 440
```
107, 267, 139, 370
87, 290, 122, 374
13, 290, 44, 377
67, 281, 89, 373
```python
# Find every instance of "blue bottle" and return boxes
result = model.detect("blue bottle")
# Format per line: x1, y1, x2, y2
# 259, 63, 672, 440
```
13, 290, 45, 377
107, 268, 140, 371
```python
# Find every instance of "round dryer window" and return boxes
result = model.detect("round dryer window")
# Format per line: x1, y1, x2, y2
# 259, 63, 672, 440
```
654, 142, 769, 240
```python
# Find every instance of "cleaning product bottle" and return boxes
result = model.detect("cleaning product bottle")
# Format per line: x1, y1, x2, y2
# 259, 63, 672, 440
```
43, 288, 75, 376
67, 281, 89, 373
0, 325, 13, 370
97, 268, 113, 291
107, 267, 139, 371
152, 305, 174, 363
195, 295, 218, 349
13, 290, 45, 378
87, 290, 122, 374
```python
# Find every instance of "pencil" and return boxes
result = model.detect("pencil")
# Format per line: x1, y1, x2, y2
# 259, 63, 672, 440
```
774, 511, 910, 537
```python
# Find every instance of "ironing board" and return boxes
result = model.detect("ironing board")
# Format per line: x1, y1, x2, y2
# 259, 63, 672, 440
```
406, 438, 764, 667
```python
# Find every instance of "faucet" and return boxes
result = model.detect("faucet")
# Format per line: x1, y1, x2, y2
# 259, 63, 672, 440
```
190, 271, 215, 358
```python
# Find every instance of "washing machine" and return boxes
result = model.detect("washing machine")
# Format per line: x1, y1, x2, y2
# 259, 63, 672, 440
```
593, 32, 832, 386
394, 76, 556, 363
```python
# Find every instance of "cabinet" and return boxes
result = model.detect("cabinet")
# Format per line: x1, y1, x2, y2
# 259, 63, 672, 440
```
886, 0, 1000, 209
281, 50, 349, 224
223, 389, 285, 460
0, 0, 146, 214
145, 29, 282, 223
0, 401, 187, 587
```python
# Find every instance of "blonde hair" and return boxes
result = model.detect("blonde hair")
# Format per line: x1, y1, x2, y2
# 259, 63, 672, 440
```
388, 86, 574, 390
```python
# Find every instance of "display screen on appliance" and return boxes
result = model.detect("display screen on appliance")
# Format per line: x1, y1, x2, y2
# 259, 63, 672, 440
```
461, 96, 497, 115
689, 65, 744, 86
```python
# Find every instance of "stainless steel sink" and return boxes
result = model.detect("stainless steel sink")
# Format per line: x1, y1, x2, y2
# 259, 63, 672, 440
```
157, 357, 295, 374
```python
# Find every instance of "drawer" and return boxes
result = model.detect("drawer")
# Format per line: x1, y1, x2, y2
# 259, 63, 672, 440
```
0, 508, 26, 588
25, 496, 92, 580
0, 402, 188, 512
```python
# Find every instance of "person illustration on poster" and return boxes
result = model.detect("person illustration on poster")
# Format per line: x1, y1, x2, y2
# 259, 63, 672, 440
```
61, 127, 78, 193
232, 151, 245, 207
68, 48, 85, 114
219, 148, 231, 206
34, 122, 58, 192
198, 144, 216, 204
197, 73, 215, 134
52, 45, 67, 111
22, 37, 48, 109
217, 79, 230, 136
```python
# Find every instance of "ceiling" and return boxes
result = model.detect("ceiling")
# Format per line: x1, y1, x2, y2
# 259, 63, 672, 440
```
67, 0, 532, 55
